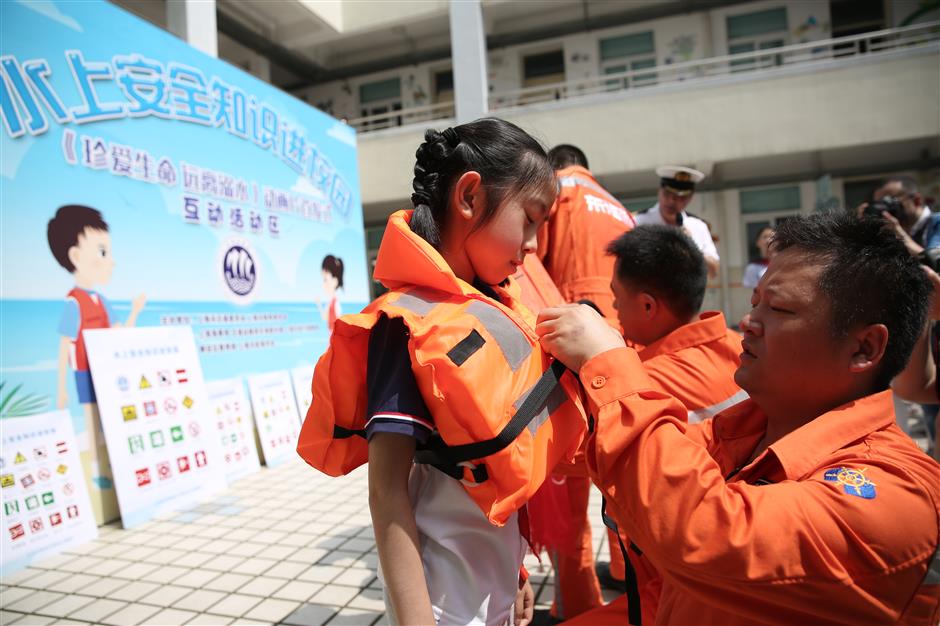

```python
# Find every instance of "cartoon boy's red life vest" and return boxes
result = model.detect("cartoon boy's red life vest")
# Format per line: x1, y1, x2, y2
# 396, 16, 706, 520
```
67, 288, 110, 371
297, 210, 588, 527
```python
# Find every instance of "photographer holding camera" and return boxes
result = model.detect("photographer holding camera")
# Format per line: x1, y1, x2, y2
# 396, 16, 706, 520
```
859, 176, 940, 269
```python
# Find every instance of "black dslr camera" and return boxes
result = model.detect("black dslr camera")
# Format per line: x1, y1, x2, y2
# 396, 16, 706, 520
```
863, 195, 903, 219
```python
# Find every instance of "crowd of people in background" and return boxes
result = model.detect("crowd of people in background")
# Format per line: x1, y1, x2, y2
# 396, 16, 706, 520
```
299, 117, 940, 626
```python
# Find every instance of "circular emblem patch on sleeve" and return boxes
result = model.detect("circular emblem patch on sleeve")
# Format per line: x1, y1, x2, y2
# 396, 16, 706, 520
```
823, 467, 877, 499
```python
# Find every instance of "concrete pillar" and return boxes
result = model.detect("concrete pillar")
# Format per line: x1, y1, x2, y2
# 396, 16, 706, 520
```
167, 0, 218, 58
449, 0, 488, 123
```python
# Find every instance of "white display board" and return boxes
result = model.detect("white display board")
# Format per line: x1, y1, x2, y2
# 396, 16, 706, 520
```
84, 327, 226, 528
246, 371, 301, 468
1, 411, 98, 573
290, 366, 315, 419
206, 379, 262, 483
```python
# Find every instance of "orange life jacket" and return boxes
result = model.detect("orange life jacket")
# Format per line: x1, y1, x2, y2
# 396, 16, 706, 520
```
297, 210, 588, 526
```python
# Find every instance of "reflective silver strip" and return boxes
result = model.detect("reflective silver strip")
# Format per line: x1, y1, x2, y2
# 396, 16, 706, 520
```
465, 300, 532, 372
392, 290, 438, 316
687, 389, 750, 424
925, 545, 940, 585
515, 373, 568, 436
558, 175, 617, 202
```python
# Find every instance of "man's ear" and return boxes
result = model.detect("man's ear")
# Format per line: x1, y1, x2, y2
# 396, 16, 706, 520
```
849, 323, 889, 374
451, 171, 483, 223
638, 292, 658, 321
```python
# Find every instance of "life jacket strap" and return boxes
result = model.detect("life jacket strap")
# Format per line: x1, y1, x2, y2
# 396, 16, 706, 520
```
602, 498, 643, 626
333, 425, 366, 439
413, 359, 568, 482
424, 459, 490, 486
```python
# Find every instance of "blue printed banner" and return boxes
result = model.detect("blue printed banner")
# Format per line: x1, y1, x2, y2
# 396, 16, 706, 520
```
0, 0, 368, 438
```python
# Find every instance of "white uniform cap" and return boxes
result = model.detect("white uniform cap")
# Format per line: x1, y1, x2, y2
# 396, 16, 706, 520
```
655, 165, 706, 196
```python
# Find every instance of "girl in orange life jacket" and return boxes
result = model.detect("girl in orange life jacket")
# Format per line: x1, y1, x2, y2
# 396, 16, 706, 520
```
374, 119, 567, 626
297, 118, 588, 626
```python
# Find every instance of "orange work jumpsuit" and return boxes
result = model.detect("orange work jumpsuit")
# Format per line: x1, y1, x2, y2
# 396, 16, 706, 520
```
537, 165, 634, 618
572, 347, 940, 625
538, 165, 635, 322
567, 311, 744, 624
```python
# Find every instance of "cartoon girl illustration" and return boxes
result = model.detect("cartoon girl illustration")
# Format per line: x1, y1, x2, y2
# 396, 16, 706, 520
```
319, 254, 344, 333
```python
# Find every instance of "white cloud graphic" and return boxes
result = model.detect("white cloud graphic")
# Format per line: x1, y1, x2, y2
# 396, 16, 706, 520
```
16, 0, 82, 31
326, 122, 356, 147
290, 176, 328, 201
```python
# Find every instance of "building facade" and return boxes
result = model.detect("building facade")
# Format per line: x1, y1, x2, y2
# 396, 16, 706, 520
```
115, 0, 940, 321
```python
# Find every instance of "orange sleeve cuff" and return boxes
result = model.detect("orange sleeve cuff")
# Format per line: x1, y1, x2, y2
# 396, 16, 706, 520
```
579, 347, 653, 411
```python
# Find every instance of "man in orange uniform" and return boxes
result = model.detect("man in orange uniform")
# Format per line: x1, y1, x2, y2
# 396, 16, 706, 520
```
540, 213, 940, 625
596, 225, 746, 624
539, 144, 636, 320
536, 145, 635, 620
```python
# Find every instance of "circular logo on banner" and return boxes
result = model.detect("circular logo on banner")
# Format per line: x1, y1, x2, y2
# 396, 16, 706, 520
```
220, 239, 258, 301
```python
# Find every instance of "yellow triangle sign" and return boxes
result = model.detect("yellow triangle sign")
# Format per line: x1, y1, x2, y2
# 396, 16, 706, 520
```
139, 375, 151, 389
14, 452, 26, 464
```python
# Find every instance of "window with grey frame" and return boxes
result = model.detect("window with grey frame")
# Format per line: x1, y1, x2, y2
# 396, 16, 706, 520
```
726, 7, 788, 72
739, 185, 802, 262
599, 31, 657, 90
358, 77, 403, 130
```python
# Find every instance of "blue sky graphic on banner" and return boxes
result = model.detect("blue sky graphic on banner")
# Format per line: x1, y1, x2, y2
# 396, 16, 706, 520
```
0, 0, 368, 432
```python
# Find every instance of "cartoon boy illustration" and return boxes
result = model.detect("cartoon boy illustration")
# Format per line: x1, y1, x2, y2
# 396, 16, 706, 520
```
47, 205, 145, 520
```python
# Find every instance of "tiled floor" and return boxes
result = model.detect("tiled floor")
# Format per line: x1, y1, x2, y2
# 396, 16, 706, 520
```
0, 458, 618, 625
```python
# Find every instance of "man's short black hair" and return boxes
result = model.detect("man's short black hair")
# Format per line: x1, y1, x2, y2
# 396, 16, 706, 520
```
548, 144, 588, 170
772, 212, 930, 390
883, 175, 919, 196
606, 225, 707, 320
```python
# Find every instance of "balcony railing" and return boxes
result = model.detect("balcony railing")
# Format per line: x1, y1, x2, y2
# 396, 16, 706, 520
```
346, 21, 940, 134
347, 100, 455, 133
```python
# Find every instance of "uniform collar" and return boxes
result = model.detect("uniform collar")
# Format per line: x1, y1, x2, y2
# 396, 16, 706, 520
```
373, 209, 522, 303
556, 165, 596, 183
910, 205, 931, 239
639, 311, 732, 361
765, 389, 896, 480
648, 203, 689, 223
714, 389, 896, 480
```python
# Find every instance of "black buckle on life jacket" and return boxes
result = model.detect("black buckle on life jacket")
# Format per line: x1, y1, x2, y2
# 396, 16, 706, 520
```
414, 452, 489, 485
413, 359, 568, 484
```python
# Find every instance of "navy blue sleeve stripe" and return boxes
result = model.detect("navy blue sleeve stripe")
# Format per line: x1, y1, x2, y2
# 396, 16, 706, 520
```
365, 416, 433, 443
366, 315, 434, 442
367, 412, 434, 432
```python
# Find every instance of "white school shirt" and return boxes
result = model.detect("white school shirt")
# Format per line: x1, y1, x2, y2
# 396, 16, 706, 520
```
380, 463, 526, 626
635, 203, 720, 262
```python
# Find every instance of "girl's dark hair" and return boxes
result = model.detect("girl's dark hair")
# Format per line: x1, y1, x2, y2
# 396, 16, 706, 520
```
410, 118, 556, 246
321, 254, 344, 289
